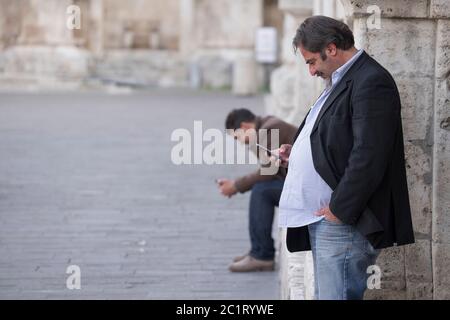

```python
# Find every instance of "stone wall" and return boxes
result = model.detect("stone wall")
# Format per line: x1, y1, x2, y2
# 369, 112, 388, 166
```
348, 0, 450, 300
0, 0, 279, 92
102, 0, 180, 50
0, 0, 91, 86
92, 49, 187, 87
181, 0, 265, 91
0, 0, 75, 47
273, 0, 450, 300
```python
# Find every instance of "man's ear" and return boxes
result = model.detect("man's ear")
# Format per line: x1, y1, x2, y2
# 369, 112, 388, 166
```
326, 43, 337, 56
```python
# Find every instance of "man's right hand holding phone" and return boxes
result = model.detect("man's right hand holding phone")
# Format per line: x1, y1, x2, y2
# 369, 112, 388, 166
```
270, 144, 292, 168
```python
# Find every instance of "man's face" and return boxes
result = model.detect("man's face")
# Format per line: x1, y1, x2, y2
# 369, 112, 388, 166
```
233, 129, 248, 144
300, 45, 337, 80
231, 122, 256, 145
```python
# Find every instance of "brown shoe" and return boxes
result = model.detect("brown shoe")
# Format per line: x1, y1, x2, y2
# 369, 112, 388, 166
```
228, 255, 274, 272
232, 253, 248, 263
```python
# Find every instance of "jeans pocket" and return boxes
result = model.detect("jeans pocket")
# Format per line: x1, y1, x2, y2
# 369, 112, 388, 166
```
322, 218, 344, 226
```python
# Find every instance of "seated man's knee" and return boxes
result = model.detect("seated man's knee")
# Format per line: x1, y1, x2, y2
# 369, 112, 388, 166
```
251, 181, 269, 194
250, 181, 276, 201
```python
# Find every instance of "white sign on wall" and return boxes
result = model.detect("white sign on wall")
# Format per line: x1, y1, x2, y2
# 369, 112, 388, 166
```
255, 27, 278, 64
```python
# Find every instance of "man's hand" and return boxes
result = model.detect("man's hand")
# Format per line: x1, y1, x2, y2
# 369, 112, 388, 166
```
270, 144, 292, 168
315, 206, 342, 224
217, 178, 238, 198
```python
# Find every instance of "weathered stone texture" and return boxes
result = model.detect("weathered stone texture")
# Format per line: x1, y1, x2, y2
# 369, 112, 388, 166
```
193, 0, 263, 49
433, 243, 450, 299
2, 46, 91, 80
430, 0, 450, 18
93, 50, 188, 87
343, 0, 429, 18
102, 0, 180, 50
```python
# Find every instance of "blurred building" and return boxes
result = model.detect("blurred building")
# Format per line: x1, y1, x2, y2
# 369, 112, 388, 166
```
0, 0, 283, 91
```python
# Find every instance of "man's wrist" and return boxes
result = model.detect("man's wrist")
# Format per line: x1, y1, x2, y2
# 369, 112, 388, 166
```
231, 181, 238, 193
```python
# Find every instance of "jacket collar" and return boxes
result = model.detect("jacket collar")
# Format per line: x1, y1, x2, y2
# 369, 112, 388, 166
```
310, 50, 369, 135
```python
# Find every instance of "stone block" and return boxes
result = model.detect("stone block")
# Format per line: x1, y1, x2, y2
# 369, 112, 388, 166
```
432, 242, 450, 299
436, 19, 450, 80
102, 0, 180, 50
270, 65, 297, 113
193, 0, 263, 48
278, 228, 290, 300
93, 49, 187, 87
406, 282, 433, 300
353, 18, 435, 78
405, 240, 432, 283
232, 56, 257, 96
287, 251, 306, 297
281, 13, 301, 64
279, 0, 313, 14
344, 0, 429, 18
376, 246, 406, 291
432, 78, 450, 244
365, 288, 406, 300
404, 142, 432, 236
194, 54, 232, 90
2, 45, 91, 80
430, 0, 450, 18
303, 251, 314, 300
396, 76, 434, 141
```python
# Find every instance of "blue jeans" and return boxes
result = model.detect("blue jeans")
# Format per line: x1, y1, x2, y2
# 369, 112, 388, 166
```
248, 179, 284, 261
308, 218, 380, 300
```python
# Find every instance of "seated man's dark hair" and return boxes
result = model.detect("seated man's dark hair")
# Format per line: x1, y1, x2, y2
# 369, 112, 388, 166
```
225, 108, 256, 130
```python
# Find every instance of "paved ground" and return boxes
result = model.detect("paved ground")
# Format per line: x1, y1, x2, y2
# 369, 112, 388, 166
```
0, 89, 280, 299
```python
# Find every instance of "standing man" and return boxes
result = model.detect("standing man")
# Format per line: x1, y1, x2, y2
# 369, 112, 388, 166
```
274, 16, 415, 299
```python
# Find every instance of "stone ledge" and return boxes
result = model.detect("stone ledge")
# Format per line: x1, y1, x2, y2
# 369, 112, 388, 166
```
1, 45, 91, 80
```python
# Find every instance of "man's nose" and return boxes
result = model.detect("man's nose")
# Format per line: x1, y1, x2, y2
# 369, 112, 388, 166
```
309, 65, 316, 76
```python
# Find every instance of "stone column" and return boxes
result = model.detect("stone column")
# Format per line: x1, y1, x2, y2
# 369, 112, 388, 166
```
88, 0, 104, 56
433, 14, 450, 300
179, 0, 196, 57
340, 0, 450, 299
232, 56, 258, 95
269, 0, 314, 300
180, 0, 264, 90
266, 0, 314, 125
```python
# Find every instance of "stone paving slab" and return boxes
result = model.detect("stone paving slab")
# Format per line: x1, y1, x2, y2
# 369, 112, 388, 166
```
0, 89, 279, 299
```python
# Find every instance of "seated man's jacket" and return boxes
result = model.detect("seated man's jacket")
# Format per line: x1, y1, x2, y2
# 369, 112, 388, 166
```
234, 116, 297, 193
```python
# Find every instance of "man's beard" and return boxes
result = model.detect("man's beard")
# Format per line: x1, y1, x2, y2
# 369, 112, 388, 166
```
315, 72, 325, 78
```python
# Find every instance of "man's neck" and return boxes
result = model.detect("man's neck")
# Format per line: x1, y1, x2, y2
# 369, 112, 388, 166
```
326, 47, 359, 87
339, 47, 358, 66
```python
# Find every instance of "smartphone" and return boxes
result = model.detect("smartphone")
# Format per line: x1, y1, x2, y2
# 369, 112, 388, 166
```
256, 143, 280, 159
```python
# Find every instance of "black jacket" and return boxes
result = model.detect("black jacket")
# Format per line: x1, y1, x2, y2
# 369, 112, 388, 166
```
286, 51, 415, 252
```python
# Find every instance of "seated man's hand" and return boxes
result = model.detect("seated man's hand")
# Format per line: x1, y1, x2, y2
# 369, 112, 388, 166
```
270, 144, 292, 168
217, 178, 238, 198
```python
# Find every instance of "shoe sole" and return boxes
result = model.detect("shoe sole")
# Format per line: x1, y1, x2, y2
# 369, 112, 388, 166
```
232, 256, 247, 263
228, 265, 275, 272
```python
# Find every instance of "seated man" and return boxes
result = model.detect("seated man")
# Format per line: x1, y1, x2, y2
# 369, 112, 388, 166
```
217, 108, 297, 272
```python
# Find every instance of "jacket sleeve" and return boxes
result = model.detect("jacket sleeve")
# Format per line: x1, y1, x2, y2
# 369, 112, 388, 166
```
329, 73, 400, 225
234, 169, 278, 193
234, 125, 280, 193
